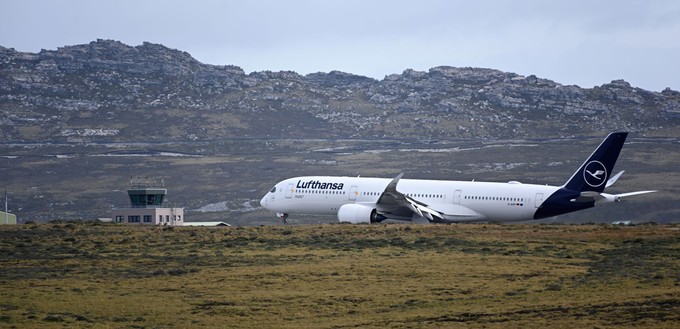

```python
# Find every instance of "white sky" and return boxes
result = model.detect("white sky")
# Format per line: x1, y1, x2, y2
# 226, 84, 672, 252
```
1, 0, 679, 91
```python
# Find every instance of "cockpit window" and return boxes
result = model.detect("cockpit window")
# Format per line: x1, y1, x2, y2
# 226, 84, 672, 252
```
270, 186, 277, 193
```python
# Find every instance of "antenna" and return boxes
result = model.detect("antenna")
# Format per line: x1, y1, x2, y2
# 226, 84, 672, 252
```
130, 176, 166, 188
3, 189, 8, 225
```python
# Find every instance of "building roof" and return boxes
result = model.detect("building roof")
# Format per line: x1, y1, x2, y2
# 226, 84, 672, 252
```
183, 221, 231, 227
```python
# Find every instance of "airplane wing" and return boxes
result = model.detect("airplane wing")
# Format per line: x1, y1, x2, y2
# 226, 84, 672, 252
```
375, 173, 470, 223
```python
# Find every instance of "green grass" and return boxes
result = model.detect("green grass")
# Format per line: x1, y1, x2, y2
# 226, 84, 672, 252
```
0, 222, 679, 328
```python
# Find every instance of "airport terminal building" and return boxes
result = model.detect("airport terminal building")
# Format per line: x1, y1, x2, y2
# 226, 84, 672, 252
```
111, 187, 184, 226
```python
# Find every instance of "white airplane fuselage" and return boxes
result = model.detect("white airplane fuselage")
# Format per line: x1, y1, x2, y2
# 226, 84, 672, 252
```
260, 133, 655, 224
261, 176, 559, 222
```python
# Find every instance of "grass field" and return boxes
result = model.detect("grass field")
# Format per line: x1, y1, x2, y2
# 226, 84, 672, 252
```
1, 222, 679, 328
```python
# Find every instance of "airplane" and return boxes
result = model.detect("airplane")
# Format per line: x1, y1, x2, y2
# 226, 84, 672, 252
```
260, 132, 656, 224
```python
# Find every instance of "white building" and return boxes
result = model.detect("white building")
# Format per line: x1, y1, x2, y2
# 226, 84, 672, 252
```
1, 211, 16, 225
111, 187, 184, 226
183, 221, 231, 227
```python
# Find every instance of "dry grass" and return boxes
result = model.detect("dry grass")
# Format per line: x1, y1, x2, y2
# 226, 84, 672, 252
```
0, 223, 678, 328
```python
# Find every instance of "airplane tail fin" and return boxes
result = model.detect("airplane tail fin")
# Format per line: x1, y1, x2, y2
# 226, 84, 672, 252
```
562, 132, 628, 193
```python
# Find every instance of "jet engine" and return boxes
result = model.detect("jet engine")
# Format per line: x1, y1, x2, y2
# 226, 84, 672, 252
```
338, 204, 379, 224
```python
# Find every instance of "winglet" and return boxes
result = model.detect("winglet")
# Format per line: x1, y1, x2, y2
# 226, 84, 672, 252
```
385, 173, 404, 193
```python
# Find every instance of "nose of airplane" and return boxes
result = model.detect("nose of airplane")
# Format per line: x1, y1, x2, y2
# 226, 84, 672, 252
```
260, 195, 268, 209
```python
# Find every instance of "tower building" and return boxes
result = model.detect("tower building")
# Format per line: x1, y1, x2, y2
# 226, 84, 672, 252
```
111, 177, 184, 226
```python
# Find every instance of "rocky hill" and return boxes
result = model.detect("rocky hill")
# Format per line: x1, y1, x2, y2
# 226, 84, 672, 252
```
1, 40, 678, 224
2, 39, 679, 143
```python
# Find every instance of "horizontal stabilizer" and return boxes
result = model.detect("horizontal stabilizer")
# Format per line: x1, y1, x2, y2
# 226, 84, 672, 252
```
572, 190, 657, 204
614, 190, 657, 198
606, 170, 625, 188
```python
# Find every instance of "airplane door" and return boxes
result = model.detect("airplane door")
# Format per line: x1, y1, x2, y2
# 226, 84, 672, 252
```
534, 193, 543, 208
453, 190, 462, 205
285, 183, 294, 199
349, 186, 358, 201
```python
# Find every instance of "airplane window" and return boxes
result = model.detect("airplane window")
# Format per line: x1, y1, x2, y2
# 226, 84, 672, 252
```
270, 187, 276, 193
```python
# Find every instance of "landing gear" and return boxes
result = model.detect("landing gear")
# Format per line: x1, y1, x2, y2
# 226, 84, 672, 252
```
277, 212, 289, 225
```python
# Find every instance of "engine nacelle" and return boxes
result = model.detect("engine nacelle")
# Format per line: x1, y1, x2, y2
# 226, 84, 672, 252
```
338, 204, 378, 224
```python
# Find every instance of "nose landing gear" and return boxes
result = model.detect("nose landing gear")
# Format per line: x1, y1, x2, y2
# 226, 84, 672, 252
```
277, 212, 289, 225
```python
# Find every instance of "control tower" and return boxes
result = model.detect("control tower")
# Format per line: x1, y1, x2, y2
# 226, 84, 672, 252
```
128, 188, 166, 208
111, 177, 184, 226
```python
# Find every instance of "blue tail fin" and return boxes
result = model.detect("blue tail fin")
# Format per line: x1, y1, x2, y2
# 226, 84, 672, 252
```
562, 132, 628, 193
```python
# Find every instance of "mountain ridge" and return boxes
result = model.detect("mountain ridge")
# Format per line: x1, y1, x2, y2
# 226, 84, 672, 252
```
1, 39, 678, 224
2, 39, 679, 144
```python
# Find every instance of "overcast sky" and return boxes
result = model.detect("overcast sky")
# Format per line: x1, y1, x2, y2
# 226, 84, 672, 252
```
2, 0, 679, 91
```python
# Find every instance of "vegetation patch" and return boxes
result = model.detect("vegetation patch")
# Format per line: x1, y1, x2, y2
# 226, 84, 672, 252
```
0, 222, 678, 328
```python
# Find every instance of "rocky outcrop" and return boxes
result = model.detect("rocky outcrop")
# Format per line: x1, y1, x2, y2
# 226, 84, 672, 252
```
1, 39, 678, 143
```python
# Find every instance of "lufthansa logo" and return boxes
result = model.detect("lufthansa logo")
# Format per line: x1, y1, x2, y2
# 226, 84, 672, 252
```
583, 161, 607, 187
